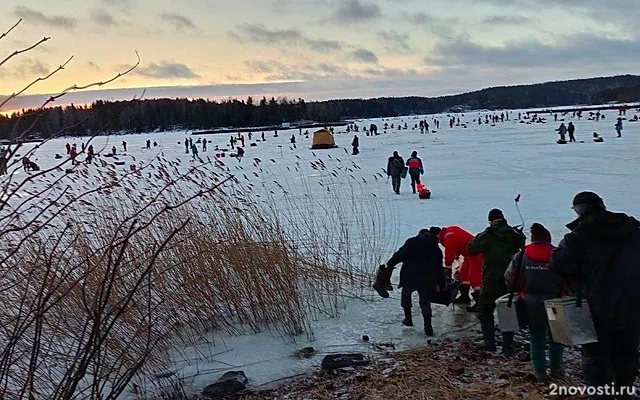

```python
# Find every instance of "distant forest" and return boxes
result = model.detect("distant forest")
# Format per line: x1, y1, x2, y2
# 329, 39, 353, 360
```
3, 74, 640, 139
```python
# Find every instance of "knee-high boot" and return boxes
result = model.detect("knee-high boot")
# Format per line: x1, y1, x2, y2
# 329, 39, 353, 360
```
477, 317, 496, 352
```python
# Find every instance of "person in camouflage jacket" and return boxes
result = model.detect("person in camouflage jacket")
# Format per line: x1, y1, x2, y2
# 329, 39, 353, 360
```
468, 208, 525, 355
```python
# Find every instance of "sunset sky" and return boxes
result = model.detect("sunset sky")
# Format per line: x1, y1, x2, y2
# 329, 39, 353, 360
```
0, 0, 639, 110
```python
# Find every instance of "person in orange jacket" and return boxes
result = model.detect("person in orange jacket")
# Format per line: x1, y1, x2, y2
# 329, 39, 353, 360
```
430, 226, 483, 311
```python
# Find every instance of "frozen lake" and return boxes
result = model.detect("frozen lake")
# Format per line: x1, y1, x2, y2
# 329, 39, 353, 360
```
4, 106, 640, 397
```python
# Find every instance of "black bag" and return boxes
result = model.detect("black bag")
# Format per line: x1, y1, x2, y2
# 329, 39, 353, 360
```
429, 278, 460, 306
372, 265, 392, 299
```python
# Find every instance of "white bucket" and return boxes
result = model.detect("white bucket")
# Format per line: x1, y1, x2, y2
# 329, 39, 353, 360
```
495, 293, 522, 332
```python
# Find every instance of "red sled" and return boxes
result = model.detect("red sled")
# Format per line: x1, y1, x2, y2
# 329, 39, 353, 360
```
417, 183, 431, 199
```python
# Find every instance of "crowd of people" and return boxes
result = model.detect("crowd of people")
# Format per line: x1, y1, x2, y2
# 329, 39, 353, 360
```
374, 191, 640, 396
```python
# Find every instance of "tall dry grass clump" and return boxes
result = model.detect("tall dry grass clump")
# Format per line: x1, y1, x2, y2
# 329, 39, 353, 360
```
0, 150, 389, 398
0, 18, 394, 399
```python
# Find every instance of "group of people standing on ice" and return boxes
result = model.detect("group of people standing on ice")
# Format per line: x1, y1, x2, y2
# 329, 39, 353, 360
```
385, 150, 424, 195
555, 111, 629, 144
374, 191, 640, 393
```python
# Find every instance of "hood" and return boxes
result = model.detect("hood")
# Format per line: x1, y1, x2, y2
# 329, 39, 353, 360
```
567, 210, 640, 240
417, 231, 438, 245
524, 242, 554, 263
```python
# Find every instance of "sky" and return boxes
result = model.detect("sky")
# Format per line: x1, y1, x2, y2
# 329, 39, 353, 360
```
0, 0, 639, 111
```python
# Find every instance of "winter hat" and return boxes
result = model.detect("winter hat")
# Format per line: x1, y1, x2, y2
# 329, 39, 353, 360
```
393, 151, 399, 157
530, 223, 551, 243
411, 151, 418, 157
572, 191, 605, 215
429, 226, 442, 236
488, 208, 505, 222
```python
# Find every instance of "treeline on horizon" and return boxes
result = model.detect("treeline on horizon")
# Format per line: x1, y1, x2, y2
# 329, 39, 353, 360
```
3, 74, 640, 139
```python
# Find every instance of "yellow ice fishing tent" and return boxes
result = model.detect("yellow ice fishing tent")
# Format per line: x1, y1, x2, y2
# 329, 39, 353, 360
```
310, 129, 337, 149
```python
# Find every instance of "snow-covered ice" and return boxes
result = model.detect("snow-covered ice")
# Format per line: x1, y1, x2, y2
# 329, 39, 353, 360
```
4, 106, 640, 397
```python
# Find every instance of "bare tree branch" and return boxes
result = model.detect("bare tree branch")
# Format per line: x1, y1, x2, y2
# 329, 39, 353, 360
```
0, 55, 71, 111
0, 36, 50, 69
40, 51, 141, 110
0, 19, 21, 41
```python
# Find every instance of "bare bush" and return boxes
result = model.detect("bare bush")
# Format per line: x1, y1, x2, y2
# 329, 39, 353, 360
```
0, 19, 392, 400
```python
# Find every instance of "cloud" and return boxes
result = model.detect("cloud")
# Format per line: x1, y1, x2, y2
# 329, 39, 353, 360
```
92, 9, 117, 26
87, 61, 101, 71
480, 15, 535, 25
14, 6, 77, 30
0, 58, 49, 80
426, 34, 640, 68
244, 60, 277, 74
230, 24, 343, 52
160, 12, 197, 31
242, 58, 422, 83
334, 0, 382, 21
405, 12, 460, 39
378, 30, 412, 53
134, 62, 200, 79
349, 48, 379, 63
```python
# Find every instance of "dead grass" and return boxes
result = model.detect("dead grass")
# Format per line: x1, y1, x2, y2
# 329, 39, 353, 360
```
0, 149, 394, 398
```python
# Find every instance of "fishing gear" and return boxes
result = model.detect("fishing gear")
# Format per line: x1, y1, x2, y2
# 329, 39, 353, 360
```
514, 193, 525, 231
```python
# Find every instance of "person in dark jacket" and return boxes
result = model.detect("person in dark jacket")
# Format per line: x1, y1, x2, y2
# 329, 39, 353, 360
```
615, 118, 623, 137
557, 123, 567, 143
386, 151, 404, 194
352, 135, 359, 155
468, 209, 526, 355
384, 229, 445, 336
551, 192, 640, 398
505, 223, 564, 382
568, 122, 576, 142
406, 151, 424, 194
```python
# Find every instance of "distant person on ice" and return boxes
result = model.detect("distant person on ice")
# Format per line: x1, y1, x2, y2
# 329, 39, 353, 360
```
468, 209, 525, 355
567, 122, 576, 142
505, 223, 564, 382
405, 151, 424, 194
616, 117, 623, 137
386, 151, 404, 195
191, 143, 198, 159
556, 123, 567, 143
122, 141, 127, 152
383, 228, 445, 336
202, 139, 207, 152
593, 132, 604, 143
70, 145, 78, 165
351, 135, 359, 155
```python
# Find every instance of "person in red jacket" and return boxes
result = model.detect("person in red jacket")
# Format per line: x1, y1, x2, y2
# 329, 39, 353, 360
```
505, 223, 564, 382
430, 226, 483, 311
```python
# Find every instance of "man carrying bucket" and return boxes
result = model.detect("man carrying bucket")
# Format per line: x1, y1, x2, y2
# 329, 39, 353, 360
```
551, 192, 640, 398
468, 209, 525, 355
